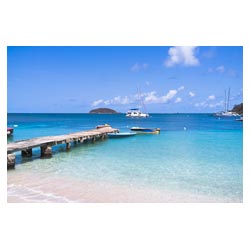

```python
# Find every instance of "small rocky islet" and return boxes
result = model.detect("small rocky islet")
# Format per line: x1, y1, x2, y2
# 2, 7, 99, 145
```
89, 108, 119, 114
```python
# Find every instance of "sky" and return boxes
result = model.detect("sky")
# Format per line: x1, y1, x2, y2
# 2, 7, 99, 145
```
7, 46, 243, 113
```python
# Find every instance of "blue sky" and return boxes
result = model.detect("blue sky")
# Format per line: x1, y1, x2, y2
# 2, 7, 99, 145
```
7, 46, 243, 113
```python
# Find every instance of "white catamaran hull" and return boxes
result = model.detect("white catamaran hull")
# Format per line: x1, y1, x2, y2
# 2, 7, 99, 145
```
126, 109, 149, 118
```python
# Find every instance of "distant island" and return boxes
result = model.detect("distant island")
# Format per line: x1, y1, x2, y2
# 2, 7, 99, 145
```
89, 108, 119, 114
231, 103, 243, 115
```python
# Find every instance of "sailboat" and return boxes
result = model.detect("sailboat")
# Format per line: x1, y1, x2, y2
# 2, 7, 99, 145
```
215, 88, 240, 117
126, 85, 149, 118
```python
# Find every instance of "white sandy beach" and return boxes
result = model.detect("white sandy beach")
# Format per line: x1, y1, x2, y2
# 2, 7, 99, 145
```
7, 171, 240, 203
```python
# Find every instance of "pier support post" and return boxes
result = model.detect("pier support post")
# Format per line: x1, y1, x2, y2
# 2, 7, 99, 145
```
101, 134, 106, 140
21, 148, 32, 157
7, 153, 16, 169
66, 142, 71, 151
41, 146, 52, 158
92, 136, 96, 143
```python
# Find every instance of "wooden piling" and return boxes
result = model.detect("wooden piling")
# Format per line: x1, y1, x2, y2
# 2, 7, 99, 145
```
7, 154, 16, 169
41, 146, 52, 158
66, 142, 71, 151
21, 148, 32, 157
7, 126, 119, 169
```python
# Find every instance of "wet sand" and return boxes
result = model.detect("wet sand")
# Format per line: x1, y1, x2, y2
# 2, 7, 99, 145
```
8, 171, 239, 203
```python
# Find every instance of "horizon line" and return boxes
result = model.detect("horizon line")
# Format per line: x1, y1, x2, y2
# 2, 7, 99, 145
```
7, 112, 216, 114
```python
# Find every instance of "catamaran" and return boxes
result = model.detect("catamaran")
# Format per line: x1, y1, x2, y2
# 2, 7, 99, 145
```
126, 86, 149, 118
126, 108, 149, 117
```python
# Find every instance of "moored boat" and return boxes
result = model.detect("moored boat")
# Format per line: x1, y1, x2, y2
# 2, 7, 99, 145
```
7, 127, 14, 136
126, 108, 149, 118
214, 88, 240, 117
214, 111, 240, 117
96, 124, 111, 129
108, 132, 136, 138
126, 85, 149, 118
236, 117, 243, 122
130, 127, 160, 134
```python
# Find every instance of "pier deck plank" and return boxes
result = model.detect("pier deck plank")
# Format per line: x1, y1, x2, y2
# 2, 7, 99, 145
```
7, 126, 118, 154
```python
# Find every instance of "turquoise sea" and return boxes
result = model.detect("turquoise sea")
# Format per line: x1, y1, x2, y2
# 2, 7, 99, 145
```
7, 113, 243, 202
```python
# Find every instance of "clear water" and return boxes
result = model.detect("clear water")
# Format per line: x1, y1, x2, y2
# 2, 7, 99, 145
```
7, 113, 243, 202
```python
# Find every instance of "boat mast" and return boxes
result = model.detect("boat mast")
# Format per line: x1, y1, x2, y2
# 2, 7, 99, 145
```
136, 85, 141, 109
227, 87, 230, 112
224, 89, 227, 112
137, 84, 147, 113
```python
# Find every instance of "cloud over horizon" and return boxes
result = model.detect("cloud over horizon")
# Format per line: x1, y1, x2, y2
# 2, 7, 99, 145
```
195, 94, 223, 109
208, 95, 215, 100
189, 91, 195, 97
175, 97, 182, 103
91, 86, 185, 107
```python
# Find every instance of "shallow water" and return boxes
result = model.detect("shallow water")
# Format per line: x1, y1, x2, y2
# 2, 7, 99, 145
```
7, 113, 243, 202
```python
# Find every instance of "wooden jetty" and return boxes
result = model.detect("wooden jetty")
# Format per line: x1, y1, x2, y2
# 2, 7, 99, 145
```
7, 126, 119, 169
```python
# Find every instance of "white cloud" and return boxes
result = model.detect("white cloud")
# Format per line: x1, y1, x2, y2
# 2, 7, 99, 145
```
208, 101, 223, 108
195, 101, 207, 108
175, 97, 182, 103
95, 96, 133, 106
95, 87, 182, 107
104, 100, 110, 105
164, 46, 199, 67
231, 88, 243, 100
208, 65, 226, 74
92, 99, 103, 107
144, 89, 178, 104
202, 47, 216, 59
131, 62, 149, 72
144, 91, 158, 103
216, 65, 225, 73
208, 95, 215, 100
195, 99, 223, 109
162, 90, 177, 102
120, 96, 130, 105
209, 65, 239, 78
189, 91, 195, 97
178, 86, 185, 91
113, 96, 121, 102
131, 63, 140, 72
228, 69, 237, 77
109, 96, 131, 105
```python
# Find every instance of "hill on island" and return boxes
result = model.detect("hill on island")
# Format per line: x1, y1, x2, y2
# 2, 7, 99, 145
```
231, 103, 243, 115
89, 108, 119, 114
